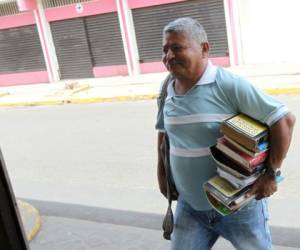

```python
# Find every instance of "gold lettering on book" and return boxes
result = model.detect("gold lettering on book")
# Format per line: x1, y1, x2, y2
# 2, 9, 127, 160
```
227, 114, 267, 137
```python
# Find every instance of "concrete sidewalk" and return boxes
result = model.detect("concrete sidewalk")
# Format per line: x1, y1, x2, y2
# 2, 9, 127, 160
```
0, 63, 300, 107
30, 216, 299, 250
27, 199, 300, 250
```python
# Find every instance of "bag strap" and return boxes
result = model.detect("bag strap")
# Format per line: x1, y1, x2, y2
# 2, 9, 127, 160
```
158, 74, 173, 111
162, 133, 175, 240
158, 74, 177, 240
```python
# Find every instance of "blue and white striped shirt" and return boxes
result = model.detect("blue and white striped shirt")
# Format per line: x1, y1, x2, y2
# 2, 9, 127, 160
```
156, 61, 288, 210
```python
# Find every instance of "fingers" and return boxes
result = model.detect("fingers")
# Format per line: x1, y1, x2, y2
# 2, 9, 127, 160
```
246, 184, 278, 200
245, 186, 257, 198
255, 185, 278, 200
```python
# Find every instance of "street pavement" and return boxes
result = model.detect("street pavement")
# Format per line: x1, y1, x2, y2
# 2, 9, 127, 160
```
0, 63, 299, 108
1, 62, 300, 249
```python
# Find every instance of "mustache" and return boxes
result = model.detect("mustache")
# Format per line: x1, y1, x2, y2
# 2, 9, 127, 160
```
168, 60, 181, 66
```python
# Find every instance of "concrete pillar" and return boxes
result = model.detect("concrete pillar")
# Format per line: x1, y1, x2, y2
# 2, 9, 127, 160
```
17, 0, 60, 82
34, 0, 60, 82
120, 0, 140, 75
16, 0, 36, 11
116, 0, 140, 76
223, 0, 243, 65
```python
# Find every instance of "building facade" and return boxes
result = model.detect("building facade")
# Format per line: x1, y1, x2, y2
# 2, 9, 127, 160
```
1, 0, 298, 86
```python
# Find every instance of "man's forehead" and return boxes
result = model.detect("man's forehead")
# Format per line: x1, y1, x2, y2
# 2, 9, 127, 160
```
163, 32, 190, 45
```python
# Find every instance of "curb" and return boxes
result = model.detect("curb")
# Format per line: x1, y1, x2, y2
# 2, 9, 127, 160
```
0, 100, 64, 107
18, 200, 42, 242
263, 87, 300, 95
68, 94, 158, 104
0, 91, 9, 97
0, 87, 300, 107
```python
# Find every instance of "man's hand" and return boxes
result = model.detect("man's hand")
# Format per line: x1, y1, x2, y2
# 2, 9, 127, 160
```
246, 113, 295, 200
246, 173, 278, 200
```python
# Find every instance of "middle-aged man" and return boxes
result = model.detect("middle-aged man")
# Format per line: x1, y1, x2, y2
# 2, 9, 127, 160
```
156, 17, 296, 250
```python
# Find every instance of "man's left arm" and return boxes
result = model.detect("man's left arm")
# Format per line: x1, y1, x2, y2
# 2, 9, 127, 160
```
247, 112, 296, 199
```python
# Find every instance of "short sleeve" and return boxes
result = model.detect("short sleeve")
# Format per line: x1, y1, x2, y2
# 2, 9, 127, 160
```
218, 69, 289, 126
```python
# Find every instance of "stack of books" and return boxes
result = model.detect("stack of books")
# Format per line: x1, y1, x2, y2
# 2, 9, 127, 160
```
204, 114, 271, 216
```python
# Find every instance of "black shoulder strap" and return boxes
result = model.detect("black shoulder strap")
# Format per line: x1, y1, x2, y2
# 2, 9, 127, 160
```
158, 74, 174, 110
159, 74, 178, 241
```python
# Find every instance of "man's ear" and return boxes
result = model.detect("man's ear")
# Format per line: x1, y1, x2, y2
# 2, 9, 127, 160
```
202, 42, 210, 58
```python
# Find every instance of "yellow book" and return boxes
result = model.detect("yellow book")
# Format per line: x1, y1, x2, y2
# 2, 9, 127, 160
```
221, 114, 269, 152
208, 176, 242, 197
226, 114, 267, 138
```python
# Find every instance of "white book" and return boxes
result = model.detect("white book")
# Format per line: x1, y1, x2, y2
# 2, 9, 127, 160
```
217, 167, 260, 189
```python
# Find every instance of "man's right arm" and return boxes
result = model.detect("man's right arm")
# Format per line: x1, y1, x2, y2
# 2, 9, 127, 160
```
157, 132, 167, 198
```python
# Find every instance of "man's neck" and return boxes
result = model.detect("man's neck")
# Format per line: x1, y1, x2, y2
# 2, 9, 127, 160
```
174, 62, 208, 95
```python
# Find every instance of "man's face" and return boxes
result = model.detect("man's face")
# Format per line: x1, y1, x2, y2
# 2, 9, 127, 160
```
162, 32, 208, 79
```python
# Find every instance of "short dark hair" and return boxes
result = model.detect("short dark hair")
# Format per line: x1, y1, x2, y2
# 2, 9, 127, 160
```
163, 17, 208, 44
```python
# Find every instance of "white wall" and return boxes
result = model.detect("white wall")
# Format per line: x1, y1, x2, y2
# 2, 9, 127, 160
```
237, 0, 300, 64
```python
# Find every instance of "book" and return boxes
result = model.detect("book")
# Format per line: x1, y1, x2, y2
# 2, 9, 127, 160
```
208, 175, 243, 197
204, 190, 255, 216
204, 175, 284, 216
204, 181, 251, 205
216, 137, 268, 170
210, 146, 263, 176
221, 114, 268, 152
204, 113, 282, 216
223, 135, 268, 157
217, 167, 261, 188
204, 182, 235, 204
205, 192, 232, 216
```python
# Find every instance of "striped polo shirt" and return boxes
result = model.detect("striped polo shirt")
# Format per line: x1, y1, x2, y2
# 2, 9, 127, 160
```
156, 61, 288, 210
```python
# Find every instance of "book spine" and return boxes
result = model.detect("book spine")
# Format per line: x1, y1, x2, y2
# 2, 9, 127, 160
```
224, 135, 256, 156
249, 151, 268, 168
216, 143, 249, 168
221, 123, 257, 152
211, 146, 253, 176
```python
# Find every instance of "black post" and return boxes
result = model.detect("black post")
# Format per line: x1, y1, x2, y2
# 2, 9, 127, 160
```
0, 149, 29, 250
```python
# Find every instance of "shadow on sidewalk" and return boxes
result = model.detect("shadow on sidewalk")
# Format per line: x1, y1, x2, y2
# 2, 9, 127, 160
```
25, 198, 300, 249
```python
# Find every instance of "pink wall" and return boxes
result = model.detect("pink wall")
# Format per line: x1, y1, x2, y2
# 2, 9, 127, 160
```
140, 62, 165, 74
0, 12, 35, 30
140, 57, 230, 74
0, 71, 49, 86
210, 57, 230, 67
128, 0, 186, 9
45, 0, 117, 22
93, 65, 128, 77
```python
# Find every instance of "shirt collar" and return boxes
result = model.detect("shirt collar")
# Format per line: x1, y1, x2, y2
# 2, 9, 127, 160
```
166, 61, 217, 99
195, 60, 217, 85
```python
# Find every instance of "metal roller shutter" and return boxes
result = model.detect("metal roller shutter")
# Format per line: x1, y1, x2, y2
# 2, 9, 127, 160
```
132, 0, 228, 63
85, 12, 126, 66
42, 0, 92, 8
51, 18, 94, 79
0, 25, 46, 73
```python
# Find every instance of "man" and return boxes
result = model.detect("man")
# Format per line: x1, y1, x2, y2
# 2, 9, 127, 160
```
156, 17, 295, 250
